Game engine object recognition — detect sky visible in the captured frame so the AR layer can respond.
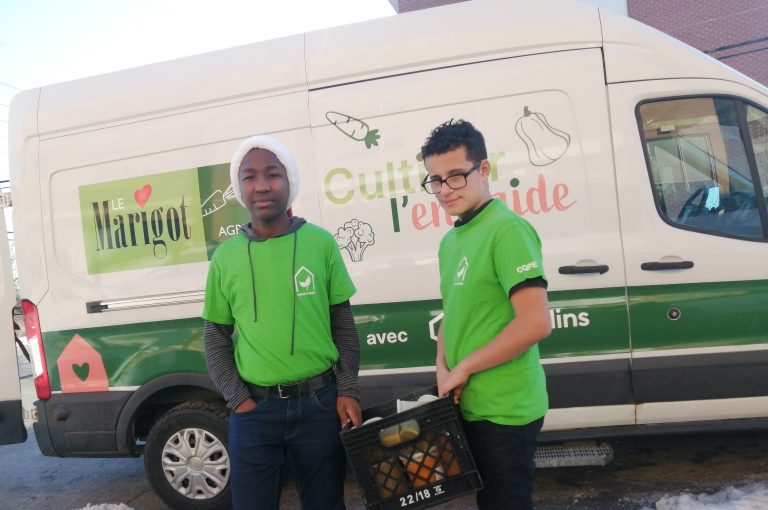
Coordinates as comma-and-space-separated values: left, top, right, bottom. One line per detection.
0, 0, 396, 182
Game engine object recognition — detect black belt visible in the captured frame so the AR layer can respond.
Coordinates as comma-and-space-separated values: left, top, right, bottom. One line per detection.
247, 368, 336, 399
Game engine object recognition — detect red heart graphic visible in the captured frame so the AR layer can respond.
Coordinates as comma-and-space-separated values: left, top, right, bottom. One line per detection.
134, 184, 152, 207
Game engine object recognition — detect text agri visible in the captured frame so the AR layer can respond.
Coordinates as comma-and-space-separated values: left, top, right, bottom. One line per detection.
91, 196, 193, 259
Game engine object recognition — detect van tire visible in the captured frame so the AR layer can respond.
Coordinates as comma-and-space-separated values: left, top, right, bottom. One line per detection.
144, 400, 231, 510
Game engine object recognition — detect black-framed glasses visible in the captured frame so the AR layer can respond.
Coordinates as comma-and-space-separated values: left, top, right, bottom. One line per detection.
421, 160, 483, 194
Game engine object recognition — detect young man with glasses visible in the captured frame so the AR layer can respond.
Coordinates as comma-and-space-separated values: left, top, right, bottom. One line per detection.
420, 119, 551, 510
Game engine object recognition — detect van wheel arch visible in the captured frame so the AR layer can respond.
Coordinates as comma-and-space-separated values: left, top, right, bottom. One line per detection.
115, 372, 222, 454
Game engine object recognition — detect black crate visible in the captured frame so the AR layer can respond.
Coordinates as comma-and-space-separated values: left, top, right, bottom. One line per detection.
341, 387, 482, 510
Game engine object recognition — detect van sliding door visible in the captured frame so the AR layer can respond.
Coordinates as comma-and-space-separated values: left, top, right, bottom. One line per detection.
609, 79, 768, 427
308, 48, 631, 429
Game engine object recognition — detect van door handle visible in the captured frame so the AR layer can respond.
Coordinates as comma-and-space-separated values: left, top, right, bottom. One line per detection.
640, 261, 694, 271
558, 265, 609, 275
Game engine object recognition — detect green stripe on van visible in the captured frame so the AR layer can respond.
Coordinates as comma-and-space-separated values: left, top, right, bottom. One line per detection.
629, 279, 768, 351
44, 318, 206, 392
42, 287, 632, 392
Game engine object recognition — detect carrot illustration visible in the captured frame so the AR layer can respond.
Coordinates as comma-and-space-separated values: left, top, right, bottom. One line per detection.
326, 111, 381, 149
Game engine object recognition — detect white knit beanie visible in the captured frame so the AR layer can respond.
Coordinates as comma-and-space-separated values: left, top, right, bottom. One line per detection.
229, 135, 300, 210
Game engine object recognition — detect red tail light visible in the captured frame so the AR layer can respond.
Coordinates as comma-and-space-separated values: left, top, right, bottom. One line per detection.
21, 299, 51, 400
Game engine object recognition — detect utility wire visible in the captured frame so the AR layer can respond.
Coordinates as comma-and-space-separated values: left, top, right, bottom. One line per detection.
0, 81, 21, 91
706, 35, 768, 54
716, 46, 768, 61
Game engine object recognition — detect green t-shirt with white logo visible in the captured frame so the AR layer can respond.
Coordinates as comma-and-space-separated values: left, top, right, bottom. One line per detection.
203, 223, 356, 386
439, 199, 548, 425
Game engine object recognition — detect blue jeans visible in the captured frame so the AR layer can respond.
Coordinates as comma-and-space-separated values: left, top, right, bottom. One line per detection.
462, 416, 544, 510
228, 383, 346, 510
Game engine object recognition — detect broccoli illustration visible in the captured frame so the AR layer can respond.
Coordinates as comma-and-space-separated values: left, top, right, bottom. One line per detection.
334, 219, 375, 262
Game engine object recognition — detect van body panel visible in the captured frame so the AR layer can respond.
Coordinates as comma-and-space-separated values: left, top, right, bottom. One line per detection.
609, 77, 768, 417
600, 9, 754, 86
631, 346, 768, 402
34, 390, 131, 456
309, 48, 626, 300
36, 35, 307, 137
636, 396, 768, 425
34, 95, 315, 332
9, 90, 47, 305
1, 104, 26, 443
543, 404, 635, 432
308, 46, 633, 417
0, 206, 26, 444
305, 0, 601, 88
41, 319, 206, 392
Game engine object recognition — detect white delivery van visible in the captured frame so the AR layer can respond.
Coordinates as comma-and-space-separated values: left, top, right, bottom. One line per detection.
0, 192, 26, 447
2, 0, 768, 508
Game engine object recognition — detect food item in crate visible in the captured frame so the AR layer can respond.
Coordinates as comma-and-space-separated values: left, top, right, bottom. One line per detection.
399, 446, 445, 488
378, 419, 421, 447
371, 457, 409, 499
396, 393, 438, 413
398, 419, 420, 441
379, 425, 402, 447
435, 434, 462, 476
396, 399, 420, 412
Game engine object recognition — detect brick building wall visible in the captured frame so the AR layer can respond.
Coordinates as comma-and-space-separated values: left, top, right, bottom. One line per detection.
627, 0, 768, 85
393, 0, 767, 85
396, 0, 466, 13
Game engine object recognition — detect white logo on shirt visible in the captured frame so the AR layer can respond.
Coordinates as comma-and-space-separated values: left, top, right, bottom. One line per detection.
455, 256, 469, 286
294, 266, 316, 296
516, 261, 539, 273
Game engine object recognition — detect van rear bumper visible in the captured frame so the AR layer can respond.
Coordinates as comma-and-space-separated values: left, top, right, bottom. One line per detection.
32, 406, 57, 456
33, 391, 133, 457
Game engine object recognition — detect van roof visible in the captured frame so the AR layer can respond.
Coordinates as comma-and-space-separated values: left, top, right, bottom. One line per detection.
18, 0, 760, 137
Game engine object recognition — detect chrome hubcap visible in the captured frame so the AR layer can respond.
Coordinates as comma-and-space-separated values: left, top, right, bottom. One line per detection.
161, 427, 229, 500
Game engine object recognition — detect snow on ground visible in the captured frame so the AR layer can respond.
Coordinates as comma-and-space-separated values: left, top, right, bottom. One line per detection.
72, 505, 133, 510
68, 485, 768, 510
644, 483, 768, 510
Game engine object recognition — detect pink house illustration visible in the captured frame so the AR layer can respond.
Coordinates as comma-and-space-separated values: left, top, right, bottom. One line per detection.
56, 334, 109, 393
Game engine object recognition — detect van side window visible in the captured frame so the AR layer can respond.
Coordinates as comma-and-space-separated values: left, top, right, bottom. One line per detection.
639, 97, 768, 239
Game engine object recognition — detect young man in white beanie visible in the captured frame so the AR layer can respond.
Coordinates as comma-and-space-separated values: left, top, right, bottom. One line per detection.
202, 135, 362, 510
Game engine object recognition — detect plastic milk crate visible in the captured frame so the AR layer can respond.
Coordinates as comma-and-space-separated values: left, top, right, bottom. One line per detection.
341, 388, 482, 510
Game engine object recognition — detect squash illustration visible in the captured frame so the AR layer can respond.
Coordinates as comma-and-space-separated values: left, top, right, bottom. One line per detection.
515, 106, 571, 166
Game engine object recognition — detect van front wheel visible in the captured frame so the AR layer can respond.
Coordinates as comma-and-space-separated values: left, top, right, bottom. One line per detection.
144, 401, 231, 510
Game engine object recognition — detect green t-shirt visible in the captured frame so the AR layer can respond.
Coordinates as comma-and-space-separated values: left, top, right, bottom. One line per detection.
203, 223, 356, 386
439, 199, 548, 425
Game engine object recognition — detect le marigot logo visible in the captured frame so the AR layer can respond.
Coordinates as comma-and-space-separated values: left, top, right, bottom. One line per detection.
79, 169, 208, 274
90, 186, 193, 260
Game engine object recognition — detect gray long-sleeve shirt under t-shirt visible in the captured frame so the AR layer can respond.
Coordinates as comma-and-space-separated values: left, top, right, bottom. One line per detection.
203, 300, 360, 411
